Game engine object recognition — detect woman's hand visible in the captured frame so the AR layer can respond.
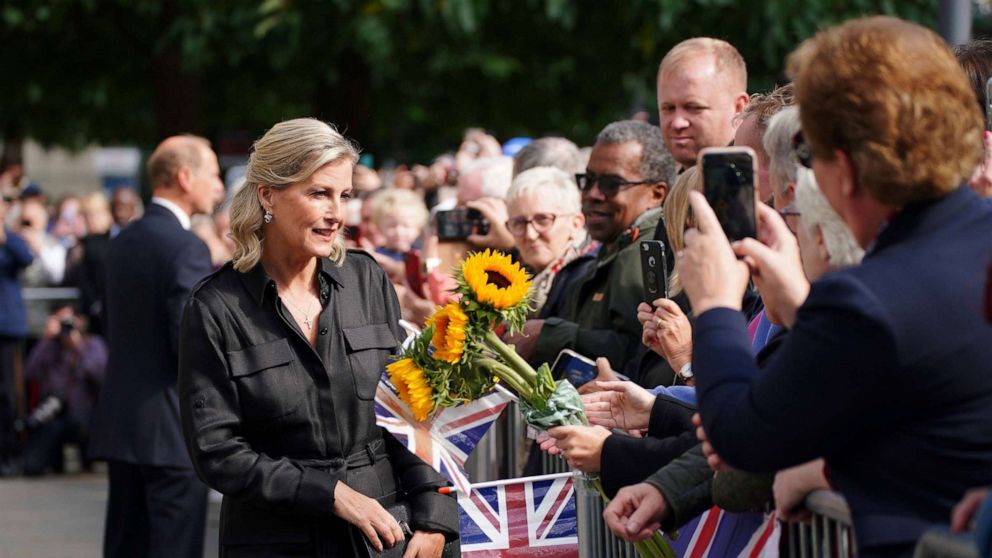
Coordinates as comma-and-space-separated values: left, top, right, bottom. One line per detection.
677, 192, 751, 316
952, 486, 990, 533
332, 482, 405, 553
581, 379, 656, 431
546, 425, 611, 472
732, 201, 810, 328
403, 530, 446, 558
603, 483, 668, 542
638, 299, 692, 370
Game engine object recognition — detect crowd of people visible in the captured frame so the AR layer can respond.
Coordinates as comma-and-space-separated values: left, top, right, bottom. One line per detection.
1, 13, 992, 558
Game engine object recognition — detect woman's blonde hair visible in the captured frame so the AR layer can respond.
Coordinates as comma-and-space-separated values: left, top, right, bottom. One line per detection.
230, 118, 359, 272
663, 165, 702, 296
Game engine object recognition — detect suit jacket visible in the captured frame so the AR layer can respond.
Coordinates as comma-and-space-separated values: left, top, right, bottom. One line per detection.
88, 203, 212, 467
0, 230, 33, 338
693, 186, 992, 552
178, 253, 457, 552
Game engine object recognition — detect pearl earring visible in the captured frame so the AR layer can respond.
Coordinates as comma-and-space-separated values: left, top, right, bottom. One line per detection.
263, 211, 273, 224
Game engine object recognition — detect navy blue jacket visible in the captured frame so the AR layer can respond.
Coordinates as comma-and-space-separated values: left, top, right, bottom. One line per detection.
89, 203, 212, 467
693, 186, 992, 553
0, 230, 33, 338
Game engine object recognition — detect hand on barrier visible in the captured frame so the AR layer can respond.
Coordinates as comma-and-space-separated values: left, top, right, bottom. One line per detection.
637, 298, 692, 371
332, 482, 405, 553
581, 378, 655, 431
403, 530, 445, 558
773, 459, 829, 523
731, 200, 810, 328
603, 483, 668, 542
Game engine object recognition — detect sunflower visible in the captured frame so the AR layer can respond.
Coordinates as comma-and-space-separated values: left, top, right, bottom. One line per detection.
461, 249, 532, 310
386, 358, 435, 421
428, 303, 469, 363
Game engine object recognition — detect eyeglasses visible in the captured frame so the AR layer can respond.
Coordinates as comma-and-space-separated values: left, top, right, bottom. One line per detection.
505, 213, 565, 236
575, 172, 658, 198
792, 131, 813, 169
778, 203, 801, 233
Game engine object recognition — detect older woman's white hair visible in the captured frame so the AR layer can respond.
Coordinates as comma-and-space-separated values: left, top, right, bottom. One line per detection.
506, 166, 581, 216
229, 118, 359, 272
794, 167, 865, 268
763, 105, 803, 198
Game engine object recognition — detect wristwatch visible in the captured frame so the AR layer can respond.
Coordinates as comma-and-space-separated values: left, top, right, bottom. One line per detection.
677, 362, 693, 382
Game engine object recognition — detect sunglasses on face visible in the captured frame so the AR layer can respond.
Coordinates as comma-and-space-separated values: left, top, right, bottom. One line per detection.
792, 131, 813, 169
575, 172, 657, 198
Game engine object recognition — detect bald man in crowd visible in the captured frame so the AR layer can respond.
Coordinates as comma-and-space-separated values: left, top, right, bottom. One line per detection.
89, 135, 223, 558
656, 37, 750, 169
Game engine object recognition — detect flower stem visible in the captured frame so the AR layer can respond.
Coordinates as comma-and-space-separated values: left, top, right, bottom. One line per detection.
484, 330, 537, 384
474, 357, 533, 402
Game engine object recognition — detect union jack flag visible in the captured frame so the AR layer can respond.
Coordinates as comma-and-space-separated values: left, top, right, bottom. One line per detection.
374, 379, 512, 495
667, 507, 780, 558
458, 473, 578, 558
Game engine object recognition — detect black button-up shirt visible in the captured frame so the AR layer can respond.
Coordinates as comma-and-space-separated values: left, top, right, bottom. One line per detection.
178, 251, 457, 549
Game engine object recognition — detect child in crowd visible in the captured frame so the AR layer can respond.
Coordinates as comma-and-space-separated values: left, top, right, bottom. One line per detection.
371, 188, 428, 262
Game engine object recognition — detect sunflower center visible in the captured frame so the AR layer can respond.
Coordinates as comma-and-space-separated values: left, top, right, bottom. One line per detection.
485, 270, 512, 289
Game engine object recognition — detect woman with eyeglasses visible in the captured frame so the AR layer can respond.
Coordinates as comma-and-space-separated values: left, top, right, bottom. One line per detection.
504, 166, 597, 318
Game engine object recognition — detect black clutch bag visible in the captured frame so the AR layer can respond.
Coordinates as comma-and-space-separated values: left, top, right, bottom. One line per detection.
352, 500, 459, 558
356, 501, 413, 558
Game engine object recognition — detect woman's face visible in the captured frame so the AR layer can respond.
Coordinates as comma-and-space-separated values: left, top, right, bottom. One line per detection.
261, 160, 353, 261
507, 190, 583, 272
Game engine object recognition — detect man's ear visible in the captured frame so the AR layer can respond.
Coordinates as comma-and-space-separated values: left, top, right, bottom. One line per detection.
175, 166, 194, 193
734, 92, 750, 115
653, 181, 669, 202
815, 224, 831, 266
836, 150, 858, 197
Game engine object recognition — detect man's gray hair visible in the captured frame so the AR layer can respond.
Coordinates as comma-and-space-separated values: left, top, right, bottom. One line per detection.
513, 137, 584, 178
763, 106, 803, 196
596, 120, 677, 187
794, 168, 865, 268
463, 156, 514, 199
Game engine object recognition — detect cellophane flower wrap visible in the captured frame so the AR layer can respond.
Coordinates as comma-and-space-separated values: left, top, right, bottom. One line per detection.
387, 249, 674, 558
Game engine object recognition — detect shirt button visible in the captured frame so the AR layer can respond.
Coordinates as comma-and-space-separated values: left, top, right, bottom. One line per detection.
319, 327, 328, 335
320, 290, 329, 300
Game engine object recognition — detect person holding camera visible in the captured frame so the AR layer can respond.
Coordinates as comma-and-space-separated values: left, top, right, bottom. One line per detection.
22, 304, 106, 475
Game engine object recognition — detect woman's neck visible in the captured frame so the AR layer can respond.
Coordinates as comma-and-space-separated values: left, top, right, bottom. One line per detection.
259, 239, 318, 293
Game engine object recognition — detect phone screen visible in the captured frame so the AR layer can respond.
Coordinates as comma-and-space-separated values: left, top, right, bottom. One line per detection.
550, 351, 597, 388
702, 149, 757, 242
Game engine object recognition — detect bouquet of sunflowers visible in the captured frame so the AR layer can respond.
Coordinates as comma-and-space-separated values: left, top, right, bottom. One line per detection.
387, 250, 674, 558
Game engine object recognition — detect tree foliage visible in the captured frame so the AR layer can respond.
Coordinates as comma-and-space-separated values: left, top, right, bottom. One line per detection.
2, 0, 937, 160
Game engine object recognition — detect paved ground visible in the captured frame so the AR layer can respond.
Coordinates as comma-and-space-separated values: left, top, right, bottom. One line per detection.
0, 472, 220, 558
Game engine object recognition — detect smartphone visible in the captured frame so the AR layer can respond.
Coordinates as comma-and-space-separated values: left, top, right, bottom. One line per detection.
639, 240, 669, 302
550, 349, 598, 389
404, 250, 426, 298
434, 208, 489, 241
700, 146, 757, 242
985, 76, 992, 132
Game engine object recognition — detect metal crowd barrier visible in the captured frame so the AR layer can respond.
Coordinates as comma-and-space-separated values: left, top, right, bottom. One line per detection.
913, 527, 979, 558
786, 490, 855, 558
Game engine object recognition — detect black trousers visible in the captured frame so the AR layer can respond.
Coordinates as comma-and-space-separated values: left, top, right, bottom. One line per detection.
103, 460, 208, 558
0, 336, 22, 467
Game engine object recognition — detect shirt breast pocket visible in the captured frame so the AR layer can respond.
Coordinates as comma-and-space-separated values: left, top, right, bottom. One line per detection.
226, 338, 305, 420
343, 323, 398, 400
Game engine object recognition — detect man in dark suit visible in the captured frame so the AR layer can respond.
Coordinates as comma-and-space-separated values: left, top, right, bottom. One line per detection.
89, 135, 223, 558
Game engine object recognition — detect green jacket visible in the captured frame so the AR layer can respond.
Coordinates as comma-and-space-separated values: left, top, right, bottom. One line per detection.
533, 208, 662, 370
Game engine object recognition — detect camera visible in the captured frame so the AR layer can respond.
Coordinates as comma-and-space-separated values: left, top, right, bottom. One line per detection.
59, 318, 75, 336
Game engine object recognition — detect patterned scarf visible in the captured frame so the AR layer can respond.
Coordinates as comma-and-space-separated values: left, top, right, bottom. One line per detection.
528, 232, 599, 315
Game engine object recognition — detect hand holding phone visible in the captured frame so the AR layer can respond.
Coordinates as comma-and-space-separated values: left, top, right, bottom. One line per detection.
700, 147, 757, 243
639, 240, 669, 302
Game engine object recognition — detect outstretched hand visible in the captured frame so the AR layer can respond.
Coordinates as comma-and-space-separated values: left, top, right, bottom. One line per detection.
581, 379, 655, 431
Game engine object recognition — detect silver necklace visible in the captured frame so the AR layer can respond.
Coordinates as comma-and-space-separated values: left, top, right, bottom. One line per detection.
284, 293, 316, 330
